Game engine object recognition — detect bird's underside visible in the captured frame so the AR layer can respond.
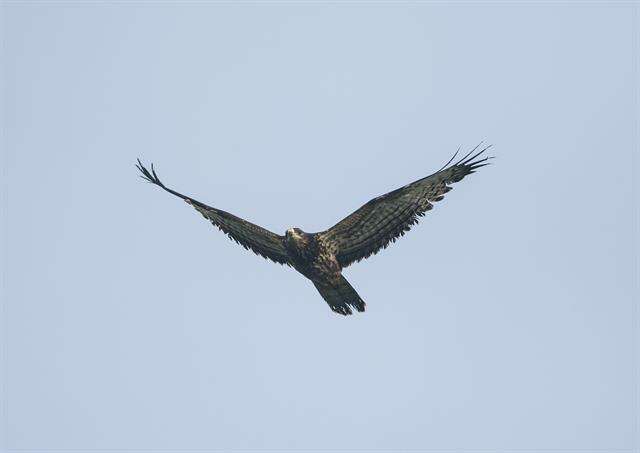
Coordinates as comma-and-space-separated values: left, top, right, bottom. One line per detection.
137, 143, 492, 315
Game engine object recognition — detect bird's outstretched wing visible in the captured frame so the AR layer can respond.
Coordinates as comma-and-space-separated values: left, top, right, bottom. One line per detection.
318, 144, 493, 268
136, 160, 290, 265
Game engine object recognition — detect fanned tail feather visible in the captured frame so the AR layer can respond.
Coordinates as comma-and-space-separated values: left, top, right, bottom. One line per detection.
313, 276, 366, 316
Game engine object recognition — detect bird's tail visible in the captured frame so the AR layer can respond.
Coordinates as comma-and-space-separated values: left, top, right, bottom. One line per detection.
313, 275, 366, 316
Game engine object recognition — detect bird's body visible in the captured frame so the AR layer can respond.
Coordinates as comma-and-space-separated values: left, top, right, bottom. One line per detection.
282, 228, 363, 314
137, 144, 492, 315
285, 228, 337, 282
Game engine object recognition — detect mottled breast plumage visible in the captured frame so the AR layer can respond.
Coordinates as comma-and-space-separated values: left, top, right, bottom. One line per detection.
284, 229, 340, 283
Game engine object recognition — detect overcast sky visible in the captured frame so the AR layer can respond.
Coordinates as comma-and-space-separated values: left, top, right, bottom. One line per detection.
2, 2, 637, 451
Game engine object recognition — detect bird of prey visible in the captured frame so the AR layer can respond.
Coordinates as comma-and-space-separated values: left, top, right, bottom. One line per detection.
136, 144, 492, 315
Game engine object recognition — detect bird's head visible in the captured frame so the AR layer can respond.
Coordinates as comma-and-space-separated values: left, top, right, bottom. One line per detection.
285, 228, 310, 248
285, 227, 305, 239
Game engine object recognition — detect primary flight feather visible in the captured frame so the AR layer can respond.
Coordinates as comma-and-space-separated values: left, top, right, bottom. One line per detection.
137, 143, 493, 315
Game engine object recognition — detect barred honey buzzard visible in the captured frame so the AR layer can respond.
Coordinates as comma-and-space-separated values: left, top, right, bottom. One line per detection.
136, 144, 492, 315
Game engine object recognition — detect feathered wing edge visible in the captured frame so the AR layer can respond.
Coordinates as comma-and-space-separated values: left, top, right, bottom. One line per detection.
136, 160, 291, 265
319, 143, 494, 267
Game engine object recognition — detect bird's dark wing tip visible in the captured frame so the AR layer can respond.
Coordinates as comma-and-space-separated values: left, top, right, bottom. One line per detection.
451, 143, 496, 171
136, 158, 164, 187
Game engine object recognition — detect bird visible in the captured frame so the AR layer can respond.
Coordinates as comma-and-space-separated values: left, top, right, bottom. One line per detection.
136, 144, 492, 315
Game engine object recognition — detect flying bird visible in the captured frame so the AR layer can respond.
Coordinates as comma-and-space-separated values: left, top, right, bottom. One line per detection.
136, 144, 492, 315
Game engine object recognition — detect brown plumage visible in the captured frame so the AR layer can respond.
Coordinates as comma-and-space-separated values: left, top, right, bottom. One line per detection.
136, 143, 493, 315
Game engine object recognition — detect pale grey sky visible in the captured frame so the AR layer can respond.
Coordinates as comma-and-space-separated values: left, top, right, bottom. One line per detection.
2, 2, 637, 451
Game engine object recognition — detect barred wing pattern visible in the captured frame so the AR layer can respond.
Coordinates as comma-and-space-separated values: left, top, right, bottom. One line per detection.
319, 145, 492, 268
136, 160, 290, 265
